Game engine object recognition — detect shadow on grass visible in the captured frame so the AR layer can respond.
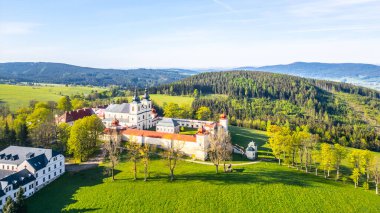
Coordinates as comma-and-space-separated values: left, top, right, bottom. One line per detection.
27, 166, 121, 213
63, 208, 101, 213
137, 165, 343, 189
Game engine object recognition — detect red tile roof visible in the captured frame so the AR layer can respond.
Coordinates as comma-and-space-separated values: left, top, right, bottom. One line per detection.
122, 129, 197, 142
56, 108, 94, 123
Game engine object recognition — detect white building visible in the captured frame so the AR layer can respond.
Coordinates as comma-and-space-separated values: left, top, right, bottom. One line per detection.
102, 88, 159, 130
0, 146, 65, 209
104, 114, 229, 161
156, 118, 180, 133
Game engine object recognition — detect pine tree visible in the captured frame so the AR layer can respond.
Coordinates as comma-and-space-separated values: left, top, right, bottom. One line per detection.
15, 187, 27, 213
2, 196, 16, 213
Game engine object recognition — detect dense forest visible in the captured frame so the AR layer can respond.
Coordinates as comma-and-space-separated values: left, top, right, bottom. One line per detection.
0, 62, 196, 87
153, 71, 380, 151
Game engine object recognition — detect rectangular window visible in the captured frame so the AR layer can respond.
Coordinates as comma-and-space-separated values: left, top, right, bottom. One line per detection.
43, 170, 45, 174
36, 173, 38, 178
36, 181, 38, 186
54, 172, 56, 176
60, 169, 62, 173
43, 177, 45, 182
60, 162, 62, 166
48, 175, 50, 179
48, 167, 50, 172
54, 164, 57, 169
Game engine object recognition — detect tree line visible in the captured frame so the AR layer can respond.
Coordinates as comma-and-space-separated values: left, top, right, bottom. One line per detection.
267, 123, 380, 194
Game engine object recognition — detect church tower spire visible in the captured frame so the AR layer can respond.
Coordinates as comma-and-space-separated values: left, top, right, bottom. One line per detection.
132, 88, 140, 102
143, 87, 150, 100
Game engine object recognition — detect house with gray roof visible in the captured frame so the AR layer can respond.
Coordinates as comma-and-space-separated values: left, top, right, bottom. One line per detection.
0, 146, 65, 209
156, 118, 180, 134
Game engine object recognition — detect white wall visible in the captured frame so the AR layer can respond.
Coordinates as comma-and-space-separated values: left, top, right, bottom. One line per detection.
123, 134, 208, 160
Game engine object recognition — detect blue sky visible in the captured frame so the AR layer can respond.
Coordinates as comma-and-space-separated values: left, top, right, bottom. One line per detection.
0, 0, 379, 68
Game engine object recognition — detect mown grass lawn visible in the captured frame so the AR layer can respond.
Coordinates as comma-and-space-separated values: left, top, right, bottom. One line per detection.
179, 127, 198, 135
26, 160, 380, 213
0, 84, 105, 110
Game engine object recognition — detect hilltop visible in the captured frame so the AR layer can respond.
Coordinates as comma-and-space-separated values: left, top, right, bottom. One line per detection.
237, 62, 380, 90
0, 62, 196, 87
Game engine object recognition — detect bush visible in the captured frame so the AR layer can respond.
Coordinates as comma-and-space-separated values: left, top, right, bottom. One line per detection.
363, 182, 369, 190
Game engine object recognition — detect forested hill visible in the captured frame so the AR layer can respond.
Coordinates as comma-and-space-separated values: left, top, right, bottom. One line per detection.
237, 62, 380, 91
154, 71, 380, 151
0, 62, 196, 87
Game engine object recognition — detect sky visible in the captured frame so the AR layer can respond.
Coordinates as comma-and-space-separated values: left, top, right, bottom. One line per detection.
0, 0, 380, 68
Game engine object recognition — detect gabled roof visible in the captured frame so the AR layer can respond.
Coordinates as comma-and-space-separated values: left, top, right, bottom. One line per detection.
122, 129, 197, 142
57, 108, 94, 123
0, 146, 52, 165
157, 118, 179, 127
0, 169, 35, 189
105, 103, 130, 113
26, 154, 48, 171
0, 170, 14, 180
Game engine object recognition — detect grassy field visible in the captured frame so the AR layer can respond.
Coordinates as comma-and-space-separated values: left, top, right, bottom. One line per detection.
26, 160, 380, 213
0, 84, 105, 110
179, 127, 198, 135
26, 125, 380, 212
149, 94, 194, 107
124, 94, 194, 108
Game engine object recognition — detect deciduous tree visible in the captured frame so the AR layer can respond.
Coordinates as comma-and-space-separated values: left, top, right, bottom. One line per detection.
68, 115, 104, 162
332, 144, 348, 180
196, 106, 212, 121
104, 128, 121, 181
139, 143, 156, 181
57, 96, 72, 112
162, 140, 184, 181
126, 137, 140, 180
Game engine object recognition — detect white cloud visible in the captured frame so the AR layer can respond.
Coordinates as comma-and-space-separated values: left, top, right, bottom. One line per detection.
0, 22, 40, 36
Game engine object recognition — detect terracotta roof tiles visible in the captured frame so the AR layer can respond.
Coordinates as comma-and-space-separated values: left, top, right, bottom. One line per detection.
122, 129, 197, 142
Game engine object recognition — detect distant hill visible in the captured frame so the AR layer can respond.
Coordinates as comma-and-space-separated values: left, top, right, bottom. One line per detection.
235, 62, 380, 90
0, 62, 197, 87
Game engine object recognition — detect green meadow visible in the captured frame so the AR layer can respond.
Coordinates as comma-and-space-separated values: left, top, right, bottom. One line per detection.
26, 161, 380, 213
26, 126, 380, 213
0, 84, 105, 110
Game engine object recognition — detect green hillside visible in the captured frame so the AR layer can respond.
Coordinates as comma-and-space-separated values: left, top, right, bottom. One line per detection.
154, 71, 380, 151
0, 84, 105, 110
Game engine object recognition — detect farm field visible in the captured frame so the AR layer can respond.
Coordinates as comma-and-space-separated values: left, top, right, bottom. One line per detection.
149, 94, 194, 107
0, 84, 105, 110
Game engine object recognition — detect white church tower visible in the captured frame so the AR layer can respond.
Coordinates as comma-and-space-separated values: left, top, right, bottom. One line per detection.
219, 113, 228, 131
141, 88, 153, 129
129, 89, 141, 129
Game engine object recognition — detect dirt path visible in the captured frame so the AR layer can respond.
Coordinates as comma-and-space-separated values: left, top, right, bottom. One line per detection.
65, 149, 105, 172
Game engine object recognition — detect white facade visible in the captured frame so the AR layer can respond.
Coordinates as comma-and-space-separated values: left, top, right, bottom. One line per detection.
102, 89, 159, 130
122, 132, 209, 160
156, 118, 180, 134
0, 146, 65, 209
